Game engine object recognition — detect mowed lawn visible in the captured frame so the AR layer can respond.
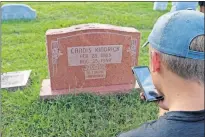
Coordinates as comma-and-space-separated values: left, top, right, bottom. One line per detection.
1, 2, 171, 137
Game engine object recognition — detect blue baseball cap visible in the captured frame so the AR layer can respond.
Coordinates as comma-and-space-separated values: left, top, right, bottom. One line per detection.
143, 10, 204, 60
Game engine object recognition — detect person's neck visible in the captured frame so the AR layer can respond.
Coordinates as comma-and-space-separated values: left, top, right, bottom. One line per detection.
161, 73, 204, 112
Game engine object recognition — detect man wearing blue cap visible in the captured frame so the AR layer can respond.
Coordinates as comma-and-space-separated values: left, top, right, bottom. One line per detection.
117, 9, 204, 137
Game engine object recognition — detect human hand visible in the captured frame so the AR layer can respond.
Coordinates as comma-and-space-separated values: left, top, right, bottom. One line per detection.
139, 92, 169, 111
140, 92, 146, 100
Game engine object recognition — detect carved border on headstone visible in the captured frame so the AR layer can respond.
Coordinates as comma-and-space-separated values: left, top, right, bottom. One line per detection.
51, 41, 63, 77
51, 32, 139, 78
57, 32, 133, 41
130, 39, 138, 66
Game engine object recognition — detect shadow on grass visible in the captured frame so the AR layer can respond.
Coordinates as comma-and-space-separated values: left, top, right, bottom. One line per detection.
40, 89, 142, 107
1, 19, 39, 24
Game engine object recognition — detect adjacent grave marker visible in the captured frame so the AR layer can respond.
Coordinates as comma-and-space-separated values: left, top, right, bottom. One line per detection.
1, 70, 31, 90
40, 23, 140, 99
1, 4, 36, 20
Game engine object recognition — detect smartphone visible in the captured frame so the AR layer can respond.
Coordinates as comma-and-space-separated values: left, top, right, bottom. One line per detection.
132, 66, 164, 102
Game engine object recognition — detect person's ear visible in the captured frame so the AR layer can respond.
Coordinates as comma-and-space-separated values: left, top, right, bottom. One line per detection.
151, 51, 161, 72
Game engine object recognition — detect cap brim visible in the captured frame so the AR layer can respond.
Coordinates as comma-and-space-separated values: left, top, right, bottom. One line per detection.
142, 41, 149, 48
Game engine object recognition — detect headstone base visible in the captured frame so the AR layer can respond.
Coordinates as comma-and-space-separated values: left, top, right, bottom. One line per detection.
40, 79, 139, 99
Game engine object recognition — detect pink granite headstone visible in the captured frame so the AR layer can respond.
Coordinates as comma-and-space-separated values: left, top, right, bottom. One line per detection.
40, 23, 140, 99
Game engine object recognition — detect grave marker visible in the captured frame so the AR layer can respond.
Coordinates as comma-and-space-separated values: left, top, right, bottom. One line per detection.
1, 4, 36, 20
40, 23, 140, 99
1, 70, 31, 90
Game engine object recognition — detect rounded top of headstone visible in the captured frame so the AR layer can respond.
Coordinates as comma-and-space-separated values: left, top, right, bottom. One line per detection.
46, 23, 139, 35
2, 4, 34, 10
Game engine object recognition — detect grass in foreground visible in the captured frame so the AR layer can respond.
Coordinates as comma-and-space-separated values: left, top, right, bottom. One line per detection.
1, 2, 171, 137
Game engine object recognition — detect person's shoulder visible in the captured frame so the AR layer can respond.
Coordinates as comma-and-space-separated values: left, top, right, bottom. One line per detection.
117, 119, 164, 137
117, 110, 205, 137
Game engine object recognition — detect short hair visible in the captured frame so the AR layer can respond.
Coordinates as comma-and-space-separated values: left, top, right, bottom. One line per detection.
158, 35, 204, 84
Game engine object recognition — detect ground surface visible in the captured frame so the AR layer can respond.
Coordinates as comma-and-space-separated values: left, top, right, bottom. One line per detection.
1, 2, 171, 137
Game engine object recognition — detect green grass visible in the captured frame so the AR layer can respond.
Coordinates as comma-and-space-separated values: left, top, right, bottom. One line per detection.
1, 2, 171, 137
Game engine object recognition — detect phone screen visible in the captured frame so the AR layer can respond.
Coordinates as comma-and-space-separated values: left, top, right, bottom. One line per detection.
132, 66, 163, 101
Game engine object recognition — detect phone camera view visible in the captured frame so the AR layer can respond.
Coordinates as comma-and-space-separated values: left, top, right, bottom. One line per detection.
133, 67, 161, 101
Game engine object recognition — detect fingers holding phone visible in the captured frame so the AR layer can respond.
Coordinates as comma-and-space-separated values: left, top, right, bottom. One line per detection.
140, 92, 146, 100
139, 91, 169, 111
